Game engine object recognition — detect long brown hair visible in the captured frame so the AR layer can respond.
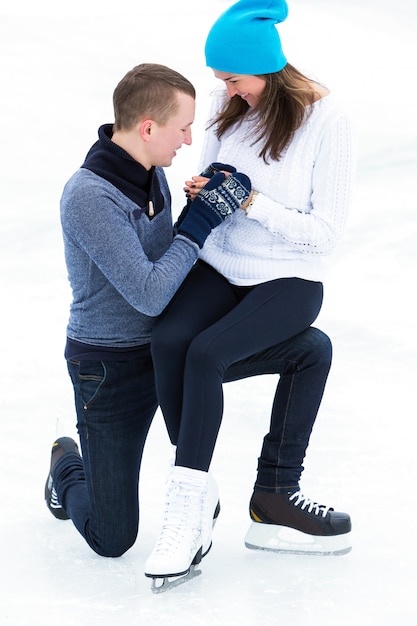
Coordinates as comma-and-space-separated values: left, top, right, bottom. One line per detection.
210, 64, 320, 163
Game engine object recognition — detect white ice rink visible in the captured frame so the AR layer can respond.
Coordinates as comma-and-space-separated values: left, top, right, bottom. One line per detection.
1, 1, 416, 623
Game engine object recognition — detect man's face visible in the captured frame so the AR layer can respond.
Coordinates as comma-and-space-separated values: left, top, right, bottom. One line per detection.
149, 92, 195, 167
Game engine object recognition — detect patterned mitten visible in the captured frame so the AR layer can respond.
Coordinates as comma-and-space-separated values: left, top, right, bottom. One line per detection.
199, 162, 236, 178
174, 162, 237, 233
177, 171, 251, 248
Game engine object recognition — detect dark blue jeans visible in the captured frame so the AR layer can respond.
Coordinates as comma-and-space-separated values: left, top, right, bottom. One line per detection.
224, 327, 332, 492
152, 262, 328, 487
54, 309, 331, 557
54, 351, 157, 557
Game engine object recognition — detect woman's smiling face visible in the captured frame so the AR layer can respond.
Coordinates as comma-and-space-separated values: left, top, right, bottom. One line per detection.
213, 70, 267, 107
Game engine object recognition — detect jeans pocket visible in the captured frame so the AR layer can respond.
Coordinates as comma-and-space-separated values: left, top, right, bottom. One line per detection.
77, 361, 106, 408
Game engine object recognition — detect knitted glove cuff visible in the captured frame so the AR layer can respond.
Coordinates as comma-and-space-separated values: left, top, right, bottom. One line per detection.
199, 162, 237, 178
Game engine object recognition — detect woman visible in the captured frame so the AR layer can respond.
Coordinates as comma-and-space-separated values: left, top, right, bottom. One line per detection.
145, 0, 355, 582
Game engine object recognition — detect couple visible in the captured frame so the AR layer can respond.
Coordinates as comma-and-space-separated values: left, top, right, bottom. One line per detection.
45, 0, 355, 585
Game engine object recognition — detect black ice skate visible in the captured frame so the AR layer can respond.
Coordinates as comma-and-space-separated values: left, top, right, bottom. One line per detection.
44, 436, 80, 520
245, 490, 352, 555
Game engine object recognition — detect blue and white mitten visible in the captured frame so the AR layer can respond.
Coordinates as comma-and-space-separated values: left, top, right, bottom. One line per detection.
177, 171, 251, 248
199, 162, 236, 178
175, 162, 237, 232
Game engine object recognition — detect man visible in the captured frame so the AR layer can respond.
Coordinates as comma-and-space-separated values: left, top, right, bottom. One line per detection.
45, 63, 335, 569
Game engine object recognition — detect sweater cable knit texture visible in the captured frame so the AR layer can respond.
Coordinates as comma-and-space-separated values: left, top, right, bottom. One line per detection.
199, 89, 355, 285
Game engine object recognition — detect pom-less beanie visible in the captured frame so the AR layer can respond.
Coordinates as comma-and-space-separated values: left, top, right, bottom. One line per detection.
205, 0, 288, 75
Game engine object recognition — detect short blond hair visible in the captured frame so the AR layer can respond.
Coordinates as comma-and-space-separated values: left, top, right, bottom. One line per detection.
113, 63, 195, 131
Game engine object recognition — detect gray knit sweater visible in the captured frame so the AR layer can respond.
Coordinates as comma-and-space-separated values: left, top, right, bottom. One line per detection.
61, 166, 199, 353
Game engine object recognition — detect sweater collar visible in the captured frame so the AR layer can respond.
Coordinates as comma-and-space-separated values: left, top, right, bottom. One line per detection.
81, 124, 163, 213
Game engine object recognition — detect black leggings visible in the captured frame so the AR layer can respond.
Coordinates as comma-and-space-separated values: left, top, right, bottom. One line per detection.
151, 262, 323, 471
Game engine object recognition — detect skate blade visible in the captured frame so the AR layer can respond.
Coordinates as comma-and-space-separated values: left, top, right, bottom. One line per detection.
149, 565, 202, 594
244, 522, 352, 556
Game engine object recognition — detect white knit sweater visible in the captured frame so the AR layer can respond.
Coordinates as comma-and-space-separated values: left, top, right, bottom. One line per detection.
199, 88, 356, 285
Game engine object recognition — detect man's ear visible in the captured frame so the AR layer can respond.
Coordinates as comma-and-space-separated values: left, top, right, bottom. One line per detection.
139, 119, 154, 142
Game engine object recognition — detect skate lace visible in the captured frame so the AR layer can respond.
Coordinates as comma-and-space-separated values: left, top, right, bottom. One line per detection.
152, 484, 203, 556
50, 486, 61, 509
289, 491, 330, 517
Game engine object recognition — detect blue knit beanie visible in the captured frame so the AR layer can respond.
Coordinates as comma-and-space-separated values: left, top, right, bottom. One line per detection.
205, 0, 288, 75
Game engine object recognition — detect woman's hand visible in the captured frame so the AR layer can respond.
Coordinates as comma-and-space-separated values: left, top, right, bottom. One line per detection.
184, 176, 210, 201
184, 170, 237, 201
184, 163, 239, 201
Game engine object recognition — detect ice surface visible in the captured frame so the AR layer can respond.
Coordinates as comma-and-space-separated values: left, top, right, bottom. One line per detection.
1, 1, 416, 624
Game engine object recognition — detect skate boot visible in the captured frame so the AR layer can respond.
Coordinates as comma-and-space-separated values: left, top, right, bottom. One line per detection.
45, 437, 80, 520
202, 471, 220, 555
144, 466, 220, 591
245, 490, 352, 555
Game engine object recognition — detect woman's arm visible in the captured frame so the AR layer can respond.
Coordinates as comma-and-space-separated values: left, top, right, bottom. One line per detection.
245, 113, 356, 255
